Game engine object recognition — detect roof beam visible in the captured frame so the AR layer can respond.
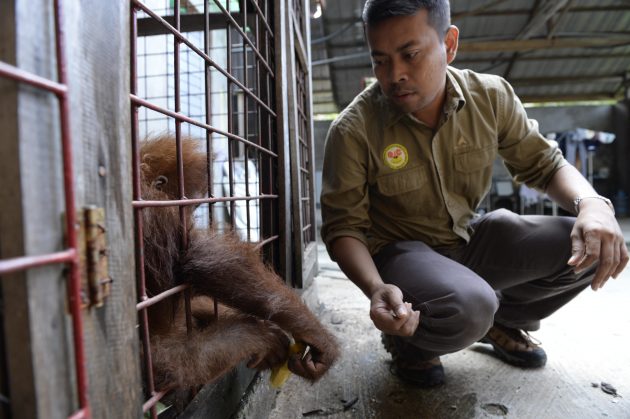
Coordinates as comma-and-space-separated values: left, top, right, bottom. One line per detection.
322, 7, 630, 25
519, 92, 619, 103
458, 35, 630, 52
456, 52, 630, 64
451, 5, 630, 20
511, 74, 622, 87
324, 52, 630, 70
504, 0, 544, 80
449, 0, 511, 20
547, 0, 575, 39
517, 0, 568, 40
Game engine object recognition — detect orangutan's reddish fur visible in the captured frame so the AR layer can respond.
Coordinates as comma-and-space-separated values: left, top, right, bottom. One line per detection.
139, 134, 339, 390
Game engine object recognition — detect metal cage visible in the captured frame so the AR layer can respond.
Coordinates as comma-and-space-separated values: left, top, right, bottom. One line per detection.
130, 0, 280, 416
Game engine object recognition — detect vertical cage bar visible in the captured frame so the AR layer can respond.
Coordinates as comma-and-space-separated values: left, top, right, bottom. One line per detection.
226, 0, 236, 227
130, 4, 157, 419
52, 0, 90, 416
243, 0, 251, 240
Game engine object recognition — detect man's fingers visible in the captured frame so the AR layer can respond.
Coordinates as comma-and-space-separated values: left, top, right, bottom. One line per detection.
590, 235, 614, 290
568, 234, 585, 266
574, 233, 600, 274
612, 242, 629, 279
401, 310, 420, 335
601, 241, 621, 287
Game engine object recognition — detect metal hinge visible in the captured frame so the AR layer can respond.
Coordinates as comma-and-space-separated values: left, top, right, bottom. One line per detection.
78, 206, 112, 308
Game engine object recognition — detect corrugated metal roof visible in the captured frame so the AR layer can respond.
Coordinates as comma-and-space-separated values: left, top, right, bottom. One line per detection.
312, 0, 630, 112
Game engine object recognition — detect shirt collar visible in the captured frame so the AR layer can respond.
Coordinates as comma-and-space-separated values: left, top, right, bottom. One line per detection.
381, 67, 467, 128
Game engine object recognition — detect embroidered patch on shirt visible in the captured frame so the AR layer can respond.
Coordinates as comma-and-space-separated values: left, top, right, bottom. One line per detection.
383, 144, 409, 170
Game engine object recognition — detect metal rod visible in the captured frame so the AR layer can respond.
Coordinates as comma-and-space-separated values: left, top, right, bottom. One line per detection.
132, 0, 277, 116
68, 408, 88, 419
130, 5, 158, 418
0, 249, 75, 276
249, 0, 274, 39
204, 0, 214, 229
243, 0, 251, 241
136, 284, 190, 311
227, 2, 236, 227
254, 234, 280, 250
0, 61, 67, 95
132, 194, 278, 208
141, 388, 172, 413
130, 94, 278, 156
211, 0, 274, 76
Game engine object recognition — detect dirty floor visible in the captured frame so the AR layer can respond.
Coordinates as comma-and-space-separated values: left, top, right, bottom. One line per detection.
269, 220, 630, 419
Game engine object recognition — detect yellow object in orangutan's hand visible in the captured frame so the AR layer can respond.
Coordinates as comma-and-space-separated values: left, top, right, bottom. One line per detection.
269, 342, 307, 388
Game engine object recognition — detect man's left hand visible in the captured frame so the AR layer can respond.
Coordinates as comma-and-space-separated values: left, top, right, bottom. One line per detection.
568, 199, 629, 290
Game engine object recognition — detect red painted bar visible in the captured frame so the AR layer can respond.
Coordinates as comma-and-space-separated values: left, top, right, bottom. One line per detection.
0, 249, 75, 276
136, 284, 190, 311
0, 61, 67, 95
52, 0, 91, 416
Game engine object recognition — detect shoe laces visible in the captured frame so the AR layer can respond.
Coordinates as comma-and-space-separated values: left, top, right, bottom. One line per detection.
498, 325, 542, 348
520, 330, 542, 347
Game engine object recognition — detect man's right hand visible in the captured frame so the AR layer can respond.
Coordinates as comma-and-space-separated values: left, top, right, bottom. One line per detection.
369, 284, 420, 336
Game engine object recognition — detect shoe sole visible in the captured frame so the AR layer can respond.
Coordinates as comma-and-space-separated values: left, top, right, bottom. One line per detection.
391, 363, 446, 388
479, 337, 547, 368
382, 333, 445, 387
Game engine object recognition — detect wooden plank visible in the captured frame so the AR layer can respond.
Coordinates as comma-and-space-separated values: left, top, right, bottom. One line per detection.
61, 1, 143, 417
0, 1, 76, 418
301, 0, 318, 289
274, 0, 295, 286
286, 1, 306, 288
301, 242, 318, 290
0, 6, 22, 418
179, 365, 256, 419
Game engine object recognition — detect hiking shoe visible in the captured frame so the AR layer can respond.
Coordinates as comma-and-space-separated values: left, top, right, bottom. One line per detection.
479, 324, 547, 368
381, 333, 445, 387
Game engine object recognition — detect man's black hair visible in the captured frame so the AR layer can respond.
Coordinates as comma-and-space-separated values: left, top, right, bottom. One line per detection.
362, 0, 451, 39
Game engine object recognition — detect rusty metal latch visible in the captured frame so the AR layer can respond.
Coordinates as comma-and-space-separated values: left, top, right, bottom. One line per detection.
78, 206, 112, 308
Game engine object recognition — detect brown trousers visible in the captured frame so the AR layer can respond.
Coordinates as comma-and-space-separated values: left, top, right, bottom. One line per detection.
372, 209, 595, 361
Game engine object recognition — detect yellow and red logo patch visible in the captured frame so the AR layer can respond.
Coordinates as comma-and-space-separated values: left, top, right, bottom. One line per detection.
383, 144, 409, 170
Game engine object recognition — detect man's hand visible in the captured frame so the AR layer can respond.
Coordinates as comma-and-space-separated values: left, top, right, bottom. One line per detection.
568, 200, 629, 290
369, 284, 420, 336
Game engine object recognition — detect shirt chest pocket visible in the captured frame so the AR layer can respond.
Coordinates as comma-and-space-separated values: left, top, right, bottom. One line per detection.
374, 166, 430, 216
454, 145, 496, 173
453, 145, 496, 200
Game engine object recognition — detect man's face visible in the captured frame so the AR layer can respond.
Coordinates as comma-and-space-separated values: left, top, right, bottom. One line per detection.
366, 11, 458, 119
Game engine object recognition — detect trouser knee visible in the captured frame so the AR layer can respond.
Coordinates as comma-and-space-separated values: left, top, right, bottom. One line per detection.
406, 285, 499, 356
451, 288, 499, 346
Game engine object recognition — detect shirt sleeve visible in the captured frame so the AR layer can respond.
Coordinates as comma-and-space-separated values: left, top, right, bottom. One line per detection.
495, 78, 568, 191
320, 119, 371, 258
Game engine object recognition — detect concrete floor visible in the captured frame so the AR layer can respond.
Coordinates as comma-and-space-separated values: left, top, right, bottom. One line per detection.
269, 219, 630, 419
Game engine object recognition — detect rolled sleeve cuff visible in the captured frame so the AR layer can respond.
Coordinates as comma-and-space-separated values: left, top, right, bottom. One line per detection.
321, 229, 369, 262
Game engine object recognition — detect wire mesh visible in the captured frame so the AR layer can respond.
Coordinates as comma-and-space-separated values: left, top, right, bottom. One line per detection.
131, 0, 279, 416
295, 53, 315, 247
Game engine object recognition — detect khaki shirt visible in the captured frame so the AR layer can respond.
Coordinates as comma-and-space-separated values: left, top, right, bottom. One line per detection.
320, 66, 567, 256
